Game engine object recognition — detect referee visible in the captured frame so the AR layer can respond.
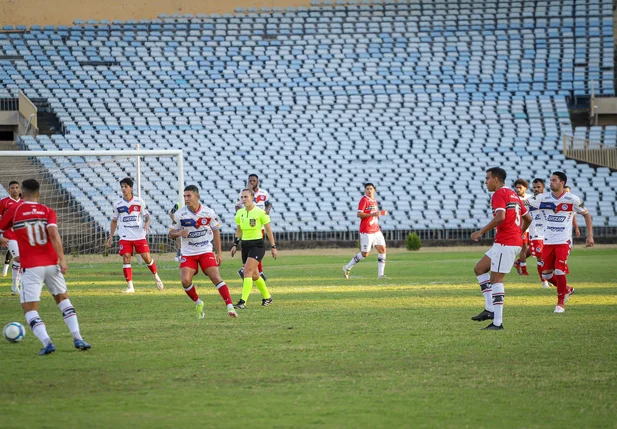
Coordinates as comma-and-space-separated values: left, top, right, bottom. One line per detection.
231, 188, 277, 309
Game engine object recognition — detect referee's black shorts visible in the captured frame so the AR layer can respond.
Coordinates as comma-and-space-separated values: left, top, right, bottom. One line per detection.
241, 239, 265, 264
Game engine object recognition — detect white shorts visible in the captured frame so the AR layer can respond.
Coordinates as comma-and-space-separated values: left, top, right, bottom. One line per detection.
8, 239, 19, 258
485, 244, 522, 274
20, 265, 67, 304
360, 231, 386, 253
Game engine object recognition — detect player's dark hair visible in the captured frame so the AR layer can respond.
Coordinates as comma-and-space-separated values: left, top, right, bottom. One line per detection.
8, 180, 18, 187
248, 174, 259, 180
241, 188, 255, 198
486, 167, 506, 183
21, 179, 40, 194
364, 182, 376, 190
120, 177, 133, 188
184, 184, 199, 195
513, 178, 529, 189
564, 185, 571, 191
552, 171, 567, 185
532, 178, 545, 185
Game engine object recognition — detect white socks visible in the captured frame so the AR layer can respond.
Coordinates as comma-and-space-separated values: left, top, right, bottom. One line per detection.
25, 310, 51, 346
58, 299, 82, 340
377, 254, 386, 276
477, 273, 493, 312
345, 252, 365, 270
11, 261, 20, 293
492, 283, 505, 326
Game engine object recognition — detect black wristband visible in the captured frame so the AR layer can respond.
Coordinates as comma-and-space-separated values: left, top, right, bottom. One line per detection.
233, 237, 240, 246
271, 245, 277, 249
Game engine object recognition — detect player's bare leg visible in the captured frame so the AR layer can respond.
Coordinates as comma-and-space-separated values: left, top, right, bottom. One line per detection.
140, 252, 164, 291
180, 267, 204, 318
204, 266, 237, 318
122, 253, 135, 293
375, 245, 387, 278
472, 255, 494, 322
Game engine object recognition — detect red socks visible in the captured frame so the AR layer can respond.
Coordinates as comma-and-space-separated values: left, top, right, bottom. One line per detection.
123, 264, 132, 282
216, 282, 233, 306
555, 274, 568, 306
183, 284, 199, 302
147, 260, 157, 274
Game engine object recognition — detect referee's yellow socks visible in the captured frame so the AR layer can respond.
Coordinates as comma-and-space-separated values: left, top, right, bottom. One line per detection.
254, 277, 271, 299
241, 277, 253, 302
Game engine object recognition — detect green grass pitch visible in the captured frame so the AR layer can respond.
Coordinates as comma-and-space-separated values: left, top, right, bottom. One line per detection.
1, 247, 616, 428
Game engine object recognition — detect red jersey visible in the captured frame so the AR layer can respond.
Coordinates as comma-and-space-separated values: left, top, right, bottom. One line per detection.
0, 201, 59, 268
358, 195, 381, 234
491, 187, 527, 246
0, 196, 22, 240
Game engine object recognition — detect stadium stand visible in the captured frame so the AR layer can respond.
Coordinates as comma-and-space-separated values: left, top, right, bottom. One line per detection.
1, 0, 616, 235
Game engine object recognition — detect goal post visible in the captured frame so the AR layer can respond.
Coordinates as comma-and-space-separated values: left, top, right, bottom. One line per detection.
0, 149, 184, 255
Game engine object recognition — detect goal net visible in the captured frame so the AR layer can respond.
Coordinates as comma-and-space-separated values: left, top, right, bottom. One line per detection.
0, 149, 184, 255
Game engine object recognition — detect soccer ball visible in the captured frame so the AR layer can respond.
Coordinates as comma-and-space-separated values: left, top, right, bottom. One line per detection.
3, 322, 26, 343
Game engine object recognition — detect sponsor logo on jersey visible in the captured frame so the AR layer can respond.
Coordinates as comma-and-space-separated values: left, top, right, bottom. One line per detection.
547, 226, 566, 232
118, 205, 141, 214
188, 240, 210, 247
180, 217, 211, 228
188, 230, 207, 238
547, 215, 566, 222
123, 216, 137, 222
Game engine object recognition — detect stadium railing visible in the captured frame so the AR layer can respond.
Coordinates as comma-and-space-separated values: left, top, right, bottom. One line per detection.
563, 133, 617, 170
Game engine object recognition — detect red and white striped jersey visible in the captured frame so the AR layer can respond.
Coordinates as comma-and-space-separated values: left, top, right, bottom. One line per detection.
491, 187, 528, 246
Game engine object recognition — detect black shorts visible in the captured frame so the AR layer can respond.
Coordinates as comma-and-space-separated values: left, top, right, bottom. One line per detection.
241, 239, 265, 263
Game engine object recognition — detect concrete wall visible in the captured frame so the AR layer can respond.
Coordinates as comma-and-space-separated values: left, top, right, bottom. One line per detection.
0, 111, 19, 125
0, 0, 310, 27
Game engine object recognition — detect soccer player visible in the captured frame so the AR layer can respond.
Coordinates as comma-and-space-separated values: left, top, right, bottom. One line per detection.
343, 182, 388, 279
169, 185, 237, 319
527, 172, 593, 313
105, 178, 164, 293
527, 178, 550, 288
512, 178, 532, 276
169, 202, 182, 262
0, 180, 23, 294
0, 179, 91, 355
563, 185, 580, 275
231, 188, 277, 309
471, 167, 532, 330
235, 174, 272, 281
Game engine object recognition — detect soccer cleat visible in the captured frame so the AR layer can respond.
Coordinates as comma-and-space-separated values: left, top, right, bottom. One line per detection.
123, 286, 135, 294
237, 269, 244, 280
227, 304, 238, 318
233, 299, 246, 309
10, 285, 19, 296
482, 323, 504, 330
259, 272, 268, 281
541, 280, 551, 289
471, 309, 494, 321
154, 275, 164, 291
196, 301, 205, 319
38, 342, 56, 356
74, 339, 92, 351
378, 275, 388, 279
261, 297, 273, 306
342, 266, 350, 279
520, 266, 529, 276
174, 249, 181, 262
564, 287, 575, 304
554, 305, 566, 313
